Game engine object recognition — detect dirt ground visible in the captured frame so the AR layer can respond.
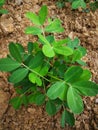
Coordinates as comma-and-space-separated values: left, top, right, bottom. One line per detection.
0, 0, 98, 130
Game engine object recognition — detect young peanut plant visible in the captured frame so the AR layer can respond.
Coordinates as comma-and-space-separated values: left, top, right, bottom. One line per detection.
0, 5, 98, 127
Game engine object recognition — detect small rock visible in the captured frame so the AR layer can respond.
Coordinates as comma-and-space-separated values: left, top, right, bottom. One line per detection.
15, 0, 23, 5
27, 108, 36, 114
0, 89, 10, 119
0, 16, 14, 34
95, 98, 98, 104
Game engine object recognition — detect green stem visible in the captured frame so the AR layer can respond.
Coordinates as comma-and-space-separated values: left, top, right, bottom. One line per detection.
22, 63, 50, 82
22, 64, 65, 84
41, 26, 45, 37
43, 80, 47, 94
47, 72, 63, 81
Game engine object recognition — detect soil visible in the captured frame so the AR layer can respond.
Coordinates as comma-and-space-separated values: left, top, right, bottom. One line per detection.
0, 0, 98, 130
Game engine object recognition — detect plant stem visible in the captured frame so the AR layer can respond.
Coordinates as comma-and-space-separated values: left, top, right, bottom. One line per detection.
22, 63, 50, 82
47, 72, 63, 81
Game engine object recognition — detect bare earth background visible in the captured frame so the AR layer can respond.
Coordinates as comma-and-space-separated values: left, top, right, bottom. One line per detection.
0, 0, 98, 130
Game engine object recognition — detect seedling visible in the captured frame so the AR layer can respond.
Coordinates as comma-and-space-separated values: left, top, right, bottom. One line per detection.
0, 5, 98, 127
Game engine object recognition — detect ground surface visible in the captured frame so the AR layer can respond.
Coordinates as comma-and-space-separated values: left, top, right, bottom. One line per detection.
0, 0, 98, 130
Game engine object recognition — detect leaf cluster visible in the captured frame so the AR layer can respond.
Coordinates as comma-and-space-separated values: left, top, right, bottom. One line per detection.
0, 5, 98, 127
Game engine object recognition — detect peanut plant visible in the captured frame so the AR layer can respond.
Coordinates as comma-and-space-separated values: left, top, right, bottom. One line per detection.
0, 5, 98, 127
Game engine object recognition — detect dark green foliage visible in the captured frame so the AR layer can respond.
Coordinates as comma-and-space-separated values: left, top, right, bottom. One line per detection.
0, 5, 98, 128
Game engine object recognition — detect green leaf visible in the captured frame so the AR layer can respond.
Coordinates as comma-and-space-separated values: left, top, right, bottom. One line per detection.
64, 110, 75, 126
77, 69, 91, 81
76, 60, 87, 66
45, 19, 64, 33
72, 0, 86, 9
47, 81, 66, 99
46, 100, 57, 115
29, 51, 44, 69
42, 44, 55, 57
53, 38, 68, 46
26, 12, 41, 26
35, 94, 45, 105
29, 73, 37, 84
0, 9, 8, 14
61, 110, 75, 127
90, 2, 98, 11
9, 68, 29, 84
0, 58, 21, 72
27, 42, 33, 54
46, 35, 55, 43
10, 97, 22, 110
72, 50, 82, 63
25, 26, 42, 35
66, 37, 79, 49
38, 34, 50, 45
16, 43, 25, 55
0, 0, 5, 6
72, 81, 98, 96
64, 66, 83, 83
54, 46, 73, 56
60, 110, 66, 128
39, 65, 49, 76
21, 95, 28, 106
9, 43, 22, 62
78, 46, 87, 56
67, 87, 84, 114
39, 5, 47, 25
36, 76, 42, 86
58, 84, 68, 101
29, 73, 42, 86
28, 93, 40, 104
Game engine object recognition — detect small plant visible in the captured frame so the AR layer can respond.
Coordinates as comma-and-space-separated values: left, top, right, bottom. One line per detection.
0, 0, 8, 14
0, 5, 98, 127
56, 0, 98, 11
